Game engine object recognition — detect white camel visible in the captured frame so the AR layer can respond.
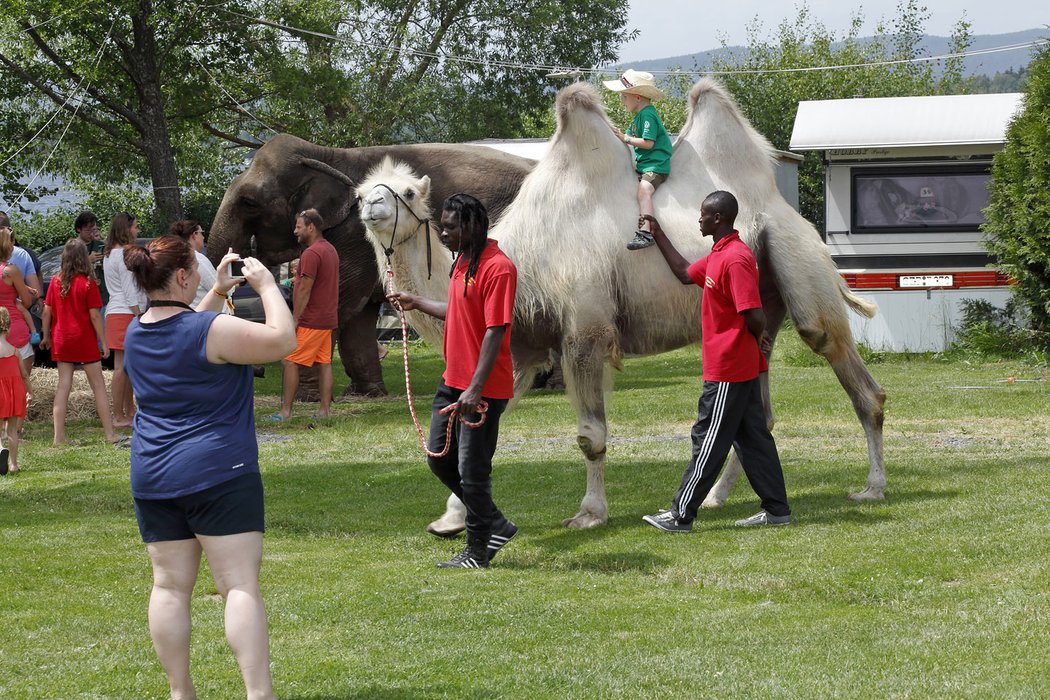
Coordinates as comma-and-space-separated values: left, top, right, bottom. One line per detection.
357, 79, 886, 530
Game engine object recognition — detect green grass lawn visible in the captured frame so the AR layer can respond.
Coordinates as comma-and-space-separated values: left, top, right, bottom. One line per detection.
1, 335, 1048, 698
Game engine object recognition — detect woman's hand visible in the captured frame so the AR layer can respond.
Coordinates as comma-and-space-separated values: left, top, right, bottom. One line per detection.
40, 335, 50, 350
213, 248, 246, 294
241, 256, 275, 293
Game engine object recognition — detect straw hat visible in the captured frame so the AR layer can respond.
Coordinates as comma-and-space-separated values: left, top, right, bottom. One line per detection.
602, 69, 666, 101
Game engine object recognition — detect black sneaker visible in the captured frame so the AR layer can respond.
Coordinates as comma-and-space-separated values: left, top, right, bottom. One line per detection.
437, 547, 489, 569
734, 510, 791, 527
642, 509, 691, 533
488, 520, 518, 562
627, 230, 655, 250
0, 447, 8, 476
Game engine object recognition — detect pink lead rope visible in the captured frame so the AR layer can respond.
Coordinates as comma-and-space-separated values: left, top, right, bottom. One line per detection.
384, 267, 487, 458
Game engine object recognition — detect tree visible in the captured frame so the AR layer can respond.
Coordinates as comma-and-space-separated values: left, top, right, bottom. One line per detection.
705, 1, 972, 229
984, 43, 1050, 345
0, 1, 633, 226
0, 0, 277, 223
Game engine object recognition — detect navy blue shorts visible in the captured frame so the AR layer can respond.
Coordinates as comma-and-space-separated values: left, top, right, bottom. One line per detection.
133, 472, 265, 543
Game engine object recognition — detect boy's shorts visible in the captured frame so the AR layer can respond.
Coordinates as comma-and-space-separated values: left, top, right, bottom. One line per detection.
639, 171, 668, 190
134, 472, 264, 542
17, 343, 33, 360
285, 326, 333, 366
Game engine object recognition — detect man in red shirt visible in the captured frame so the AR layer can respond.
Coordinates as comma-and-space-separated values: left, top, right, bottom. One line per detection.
642, 191, 792, 533
389, 193, 518, 568
273, 208, 340, 420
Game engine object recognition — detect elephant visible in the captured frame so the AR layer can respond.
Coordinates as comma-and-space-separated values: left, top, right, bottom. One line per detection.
208, 133, 534, 396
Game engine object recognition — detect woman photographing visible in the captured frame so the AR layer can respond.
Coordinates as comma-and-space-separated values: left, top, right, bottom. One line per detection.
122, 236, 295, 700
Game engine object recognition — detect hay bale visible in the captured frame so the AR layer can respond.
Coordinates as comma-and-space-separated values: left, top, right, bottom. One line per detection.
27, 367, 113, 422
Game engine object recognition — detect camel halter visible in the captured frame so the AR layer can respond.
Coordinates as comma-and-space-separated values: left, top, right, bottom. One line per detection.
373, 183, 433, 281
374, 183, 487, 457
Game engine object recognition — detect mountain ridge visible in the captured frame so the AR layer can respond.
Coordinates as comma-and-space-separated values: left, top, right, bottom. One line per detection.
623, 28, 1048, 78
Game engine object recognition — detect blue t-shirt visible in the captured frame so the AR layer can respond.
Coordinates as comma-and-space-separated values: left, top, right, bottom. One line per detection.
7, 247, 37, 278
124, 310, 259, 499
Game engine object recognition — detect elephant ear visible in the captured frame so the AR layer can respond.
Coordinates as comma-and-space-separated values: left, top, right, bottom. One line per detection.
299, 158, 355, 188
297, 158, 358, 232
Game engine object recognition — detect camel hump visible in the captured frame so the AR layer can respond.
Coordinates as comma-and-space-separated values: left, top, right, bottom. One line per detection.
555, 82, 605, 122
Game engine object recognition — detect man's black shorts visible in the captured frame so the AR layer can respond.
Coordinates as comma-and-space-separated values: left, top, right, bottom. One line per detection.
133, 471, 265, 543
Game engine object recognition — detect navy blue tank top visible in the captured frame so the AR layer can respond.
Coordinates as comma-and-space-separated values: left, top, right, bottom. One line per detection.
124, 311, 259, 499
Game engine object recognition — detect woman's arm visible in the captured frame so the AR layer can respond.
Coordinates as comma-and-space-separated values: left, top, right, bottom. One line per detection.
205, 257, 295, 365
196, 249, 242, 313
89, 308, 109, 358
40, 305, 52, 349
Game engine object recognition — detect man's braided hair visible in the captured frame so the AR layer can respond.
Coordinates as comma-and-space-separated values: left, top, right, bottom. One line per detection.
443, 193, 489, 298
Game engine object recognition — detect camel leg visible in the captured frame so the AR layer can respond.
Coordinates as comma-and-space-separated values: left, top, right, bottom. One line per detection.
560, 333, 613, 529
703, 302, 785, 508
827, 343, 886, 500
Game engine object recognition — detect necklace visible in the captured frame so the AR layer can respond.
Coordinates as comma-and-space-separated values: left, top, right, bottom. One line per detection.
149, 300, 193, 310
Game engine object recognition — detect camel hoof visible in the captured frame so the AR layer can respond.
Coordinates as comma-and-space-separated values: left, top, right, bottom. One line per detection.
700, 494, 727, 509
848, 487, 885, 501
561, 513, 606, 529
426, 519, 466, 538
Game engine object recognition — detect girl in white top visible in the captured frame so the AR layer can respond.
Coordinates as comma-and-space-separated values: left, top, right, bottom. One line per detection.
103, 212, 148, 428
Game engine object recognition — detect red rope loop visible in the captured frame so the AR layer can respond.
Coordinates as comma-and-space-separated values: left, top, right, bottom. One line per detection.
385, 267, 487, 458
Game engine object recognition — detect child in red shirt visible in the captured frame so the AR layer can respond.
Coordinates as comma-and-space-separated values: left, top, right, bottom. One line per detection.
41, 239, 120, 446
641, 191, 791, 532
0, 307, 29, 474
388, 193, 518, 568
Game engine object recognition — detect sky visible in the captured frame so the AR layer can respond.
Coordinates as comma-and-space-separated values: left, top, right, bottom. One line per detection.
618, 0, 1048, 62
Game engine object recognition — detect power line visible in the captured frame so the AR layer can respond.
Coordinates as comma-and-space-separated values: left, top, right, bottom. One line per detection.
187, 49, 278, 135
0, 3, 94, 44
648, 39, 1050, 77
219, 7, 1047, 80
10, 18, 116, 211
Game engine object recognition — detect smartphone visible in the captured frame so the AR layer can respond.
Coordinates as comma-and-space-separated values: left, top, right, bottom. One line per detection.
229, 260, 245, 277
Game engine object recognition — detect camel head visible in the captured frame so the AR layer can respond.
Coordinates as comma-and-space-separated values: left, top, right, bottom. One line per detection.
355, 156, 433, 249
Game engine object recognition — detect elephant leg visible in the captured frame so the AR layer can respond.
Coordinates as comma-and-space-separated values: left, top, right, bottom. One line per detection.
560, 332, 613, 529
703, 302, 785, 508
826, 342, 886, 500
339, 302, 387, 397
427, 493, 467, 538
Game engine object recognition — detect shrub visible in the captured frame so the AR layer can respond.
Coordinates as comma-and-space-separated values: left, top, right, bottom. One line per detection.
949, 298, 1042, 358
984, 42, 1050, 348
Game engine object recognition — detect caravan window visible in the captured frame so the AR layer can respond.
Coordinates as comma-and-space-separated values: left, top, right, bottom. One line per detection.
851, 166, 991, 232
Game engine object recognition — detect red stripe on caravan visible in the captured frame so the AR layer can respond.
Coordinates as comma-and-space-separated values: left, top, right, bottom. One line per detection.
840, 271, 1014, 290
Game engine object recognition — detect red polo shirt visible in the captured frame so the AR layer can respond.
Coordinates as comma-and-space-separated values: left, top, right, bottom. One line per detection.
686, 231, 767, 382
442, 240, 516, 399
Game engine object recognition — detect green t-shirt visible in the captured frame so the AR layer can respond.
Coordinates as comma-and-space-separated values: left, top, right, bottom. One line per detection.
629, 104, 672, 175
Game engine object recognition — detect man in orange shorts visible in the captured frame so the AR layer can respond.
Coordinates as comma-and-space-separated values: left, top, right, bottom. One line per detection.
272, 208, 339, 420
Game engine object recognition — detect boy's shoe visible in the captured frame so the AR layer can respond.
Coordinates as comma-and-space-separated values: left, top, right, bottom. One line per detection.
627, 230, 655, 250
437, 546, 489, 569
642, 509, 691, 533
29, 331, 41, 345
734, 510, 791, 527
487, 520, 518, 562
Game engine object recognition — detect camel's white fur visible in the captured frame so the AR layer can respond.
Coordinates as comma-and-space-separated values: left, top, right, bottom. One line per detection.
359, 79, 887, 531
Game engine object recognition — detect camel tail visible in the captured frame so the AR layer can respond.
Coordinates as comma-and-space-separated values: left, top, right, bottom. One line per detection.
839, 278, 878, 318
